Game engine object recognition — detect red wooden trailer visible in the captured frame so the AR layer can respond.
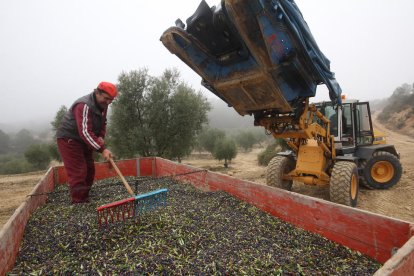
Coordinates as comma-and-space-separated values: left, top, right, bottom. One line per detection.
1, 157, 413, 275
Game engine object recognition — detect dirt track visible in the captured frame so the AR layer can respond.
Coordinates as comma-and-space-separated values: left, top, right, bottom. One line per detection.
356, 117, 414, 221
0, 120, 413, 228
0, 171, 46, 228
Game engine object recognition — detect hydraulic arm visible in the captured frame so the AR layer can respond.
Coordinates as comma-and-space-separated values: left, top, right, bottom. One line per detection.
255, 99, 336, 185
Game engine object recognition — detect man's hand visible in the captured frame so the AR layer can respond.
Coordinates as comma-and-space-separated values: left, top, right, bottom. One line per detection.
101, 148, 113, 161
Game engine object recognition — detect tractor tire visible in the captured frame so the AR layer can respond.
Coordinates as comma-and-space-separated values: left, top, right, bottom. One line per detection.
359, 159, 374, 190
330, 161, 359, 207
362, 151, 402, 189
266, 156, 294, 190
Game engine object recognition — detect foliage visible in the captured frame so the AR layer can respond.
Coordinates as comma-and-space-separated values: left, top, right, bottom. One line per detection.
378, 83, 414, 123
252, 128, 271, 146
51, 105, 68, 137
10, 129, 39, 155
0, 129, 10, 154
0, 129, 50, 174
213, 138, 237, 167
235, 130, 256, 152
192, 135, 204, 154
49, 106, 68, 161
257, 139, 288, 166
164, 83, 211, 162
0, 127, 55, 174
0, 154, 32, 174
48, 143, 62, 162
24, 144, 52, 170
107, 68, 151, 158
108, 68, 210, 160
198, 127, 226, 154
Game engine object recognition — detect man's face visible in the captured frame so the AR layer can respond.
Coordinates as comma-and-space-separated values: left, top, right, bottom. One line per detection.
95, 90, 114, 109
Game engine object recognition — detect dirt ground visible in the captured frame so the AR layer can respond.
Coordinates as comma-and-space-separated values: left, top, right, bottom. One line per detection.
1, 119, 413, 229
0, 171, 46, 228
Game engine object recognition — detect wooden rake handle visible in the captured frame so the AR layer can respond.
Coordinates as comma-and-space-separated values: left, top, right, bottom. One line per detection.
109, 157, 134, 195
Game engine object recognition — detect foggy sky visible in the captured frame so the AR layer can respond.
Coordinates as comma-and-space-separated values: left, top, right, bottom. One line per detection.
1, 0, 413, 126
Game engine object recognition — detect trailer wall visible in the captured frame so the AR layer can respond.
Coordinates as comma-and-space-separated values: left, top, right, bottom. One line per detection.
1, 157, 413, 275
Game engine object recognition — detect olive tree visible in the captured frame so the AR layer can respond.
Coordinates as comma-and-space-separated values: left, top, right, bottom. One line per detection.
0, 157, 32, 174
198, 127, 226, 154
165, 83, 210, 162
49, 105, 68, 161
109, 68, 210, 160
213, 138, 237, 168
24, 144, 51, 170
108, 68, 152, 158
11, 129, 38, 155
235, 130, 256, 152
51, 105, 68, 135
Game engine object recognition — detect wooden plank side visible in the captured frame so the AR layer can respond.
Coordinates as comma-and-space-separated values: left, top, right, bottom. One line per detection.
154, 158, 177, 176
0, 168, 55, 276
55, 165, 67, 185
54, 159, 138, 185
312, 206, 410, 263
94, 159, 138, 180
374, 235, 414, 275
139, 157, 155, 177
154, 157, 413, 264
154, 158, 209, 191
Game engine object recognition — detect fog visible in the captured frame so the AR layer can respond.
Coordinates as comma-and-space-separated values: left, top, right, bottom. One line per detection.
1, 0, 413, 130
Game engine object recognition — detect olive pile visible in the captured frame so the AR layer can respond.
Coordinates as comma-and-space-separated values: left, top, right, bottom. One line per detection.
12, 176, 381, 274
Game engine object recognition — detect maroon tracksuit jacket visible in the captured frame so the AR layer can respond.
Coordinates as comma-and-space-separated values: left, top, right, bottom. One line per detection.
57, 92, 107, 203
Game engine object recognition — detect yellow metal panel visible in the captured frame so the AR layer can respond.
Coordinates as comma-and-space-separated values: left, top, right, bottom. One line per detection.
295, 140, 326, 177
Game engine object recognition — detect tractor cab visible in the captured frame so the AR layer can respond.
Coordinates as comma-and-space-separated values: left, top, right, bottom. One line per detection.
314, 100, 374, 153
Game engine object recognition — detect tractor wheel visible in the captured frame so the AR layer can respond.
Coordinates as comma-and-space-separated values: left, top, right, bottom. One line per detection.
266, 156, 294, 190
359, 159, 374, 190
362, 151, 402, 189
330, 161, 359, 207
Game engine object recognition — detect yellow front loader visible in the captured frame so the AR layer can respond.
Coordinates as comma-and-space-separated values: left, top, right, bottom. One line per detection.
161, 0, 402, 206
256, 97, 401, 207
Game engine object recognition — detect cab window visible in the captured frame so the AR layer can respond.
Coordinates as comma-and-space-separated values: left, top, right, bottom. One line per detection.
355, 103, 373, 145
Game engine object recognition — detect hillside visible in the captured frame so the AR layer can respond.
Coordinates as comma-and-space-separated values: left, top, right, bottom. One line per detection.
377, 83, 414, 138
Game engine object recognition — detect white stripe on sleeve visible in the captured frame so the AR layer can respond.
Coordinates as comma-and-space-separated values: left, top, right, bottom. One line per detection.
82, 105, 100, 150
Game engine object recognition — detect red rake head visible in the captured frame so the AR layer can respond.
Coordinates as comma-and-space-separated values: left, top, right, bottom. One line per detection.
97, 197, 135, 227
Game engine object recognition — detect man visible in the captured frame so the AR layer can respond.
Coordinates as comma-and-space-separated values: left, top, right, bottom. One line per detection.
57, 82, 117, 203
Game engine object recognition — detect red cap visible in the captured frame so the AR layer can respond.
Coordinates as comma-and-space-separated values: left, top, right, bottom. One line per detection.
97, 82, 118, 98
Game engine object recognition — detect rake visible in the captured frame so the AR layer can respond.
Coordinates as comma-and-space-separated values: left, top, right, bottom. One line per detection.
97, 188, 168, 227
97, 158, 168, 227
108, 157, 134, 195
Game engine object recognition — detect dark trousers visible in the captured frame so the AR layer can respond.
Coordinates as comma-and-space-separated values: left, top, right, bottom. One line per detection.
57, 138, 95, 203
